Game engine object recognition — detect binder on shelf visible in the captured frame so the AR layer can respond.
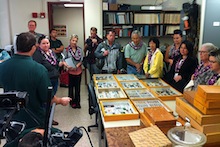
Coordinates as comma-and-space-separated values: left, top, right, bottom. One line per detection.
144, 25, 149, 37
117, 12, 126, 24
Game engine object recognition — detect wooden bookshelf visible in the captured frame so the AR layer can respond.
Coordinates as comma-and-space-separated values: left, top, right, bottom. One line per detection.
102, 4, 180, 38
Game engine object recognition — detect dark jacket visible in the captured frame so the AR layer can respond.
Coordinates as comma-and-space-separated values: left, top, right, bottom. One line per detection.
32, 49, 59, 79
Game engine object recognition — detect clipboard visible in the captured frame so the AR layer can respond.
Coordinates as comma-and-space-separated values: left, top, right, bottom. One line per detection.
65, 57, 76, 68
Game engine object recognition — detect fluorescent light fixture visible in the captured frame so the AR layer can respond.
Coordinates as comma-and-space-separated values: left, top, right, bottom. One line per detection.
141, 5, 162, 10
64, 4, 83, 7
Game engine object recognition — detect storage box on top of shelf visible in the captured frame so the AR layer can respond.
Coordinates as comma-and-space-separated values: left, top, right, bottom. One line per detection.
95, 87, 127, 101
131, 98, 173, 114
124, 88, 156, 100
149, 86, 183, 100
114, 74, 138, 81
118, 4, 130, 10
129, 5, 141, 11
141, 78, 169, 88
109, 3, 118, 10
100, 99, 139, 121
94, 80, 120, 89
176, 97, 220, 125
119, 80, 146, 89
93, 74, 115, 81
197, 85, 220, 100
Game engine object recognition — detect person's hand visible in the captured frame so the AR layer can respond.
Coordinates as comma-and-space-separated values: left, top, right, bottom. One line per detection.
92, 39, 97, 44
135, 63, 142, 72
60, 97, 71, 106
174, 75, 182, 82
191, 74, 195, 80
103, 50, 109, 56
169, 59, 173, 66
145, 73, 150, 78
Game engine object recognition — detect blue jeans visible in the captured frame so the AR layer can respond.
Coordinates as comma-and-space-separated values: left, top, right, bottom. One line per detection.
87, 63, 100, 75
127, 64, 144, 75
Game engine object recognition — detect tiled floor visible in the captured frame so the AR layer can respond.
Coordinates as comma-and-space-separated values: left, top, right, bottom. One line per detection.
54, 72, 99, 147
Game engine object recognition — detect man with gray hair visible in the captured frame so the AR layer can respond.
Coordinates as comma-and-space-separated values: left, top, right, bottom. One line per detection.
124, 30, 148, 75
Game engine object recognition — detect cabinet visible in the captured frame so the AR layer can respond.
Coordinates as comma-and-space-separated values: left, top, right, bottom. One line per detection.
102, 9, 180, 38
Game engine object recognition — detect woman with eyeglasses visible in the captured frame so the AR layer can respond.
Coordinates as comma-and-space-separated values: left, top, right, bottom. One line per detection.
163, 40, 198, 93
207, 49, 220, 85
191, 43, 217, 90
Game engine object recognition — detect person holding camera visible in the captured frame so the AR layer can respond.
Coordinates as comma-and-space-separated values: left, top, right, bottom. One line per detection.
84, 27, 103, 76
0, 32, 71, 132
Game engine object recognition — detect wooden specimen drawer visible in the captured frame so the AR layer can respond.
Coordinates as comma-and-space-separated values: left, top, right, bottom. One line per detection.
150, 87, 183, 101
141, 78, 169, 87
100, 99, 139, 121
124, 89, 156, 100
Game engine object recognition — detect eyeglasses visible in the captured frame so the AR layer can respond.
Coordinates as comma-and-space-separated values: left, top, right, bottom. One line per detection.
209, 60, 217, 63
198, 50, 208, 54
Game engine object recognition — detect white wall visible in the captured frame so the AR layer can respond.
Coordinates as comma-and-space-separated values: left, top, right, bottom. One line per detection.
0, 0, 203, 49
53, 7, 84, 48
0, 0, 13, 48
84, 0, 102, 38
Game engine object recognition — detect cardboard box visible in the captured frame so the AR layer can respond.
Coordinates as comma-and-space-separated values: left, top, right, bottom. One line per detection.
109, 4, 118, 10
100, 99, 139, 121
176, 97, 220, 125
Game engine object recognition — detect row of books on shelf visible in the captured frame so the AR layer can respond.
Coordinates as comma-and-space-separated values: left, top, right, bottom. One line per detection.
134, 13, 163, 24
103, 25, 180, 37
104, 12, 181, 25
103, 12, 133, 25
164, 13, 181, 24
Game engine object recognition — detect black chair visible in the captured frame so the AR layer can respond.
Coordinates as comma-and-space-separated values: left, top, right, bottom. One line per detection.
87, 82, 99, 132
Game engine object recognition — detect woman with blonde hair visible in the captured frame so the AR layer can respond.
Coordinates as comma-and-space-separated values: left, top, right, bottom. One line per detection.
62, 34, 83, 108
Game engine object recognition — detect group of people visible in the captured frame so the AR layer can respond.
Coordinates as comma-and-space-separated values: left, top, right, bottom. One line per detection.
1, 19, 220, 146
84, 28, 220, 93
